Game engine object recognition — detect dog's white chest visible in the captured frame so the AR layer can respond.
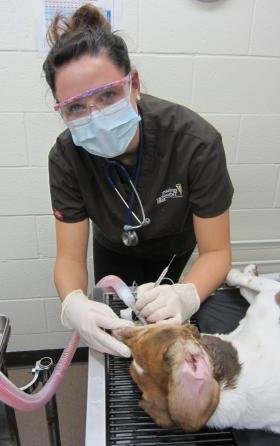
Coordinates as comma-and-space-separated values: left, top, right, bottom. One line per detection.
207, 275, 280, 433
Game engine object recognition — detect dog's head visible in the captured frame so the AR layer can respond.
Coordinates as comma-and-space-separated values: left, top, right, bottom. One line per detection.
114, 323, 220, 431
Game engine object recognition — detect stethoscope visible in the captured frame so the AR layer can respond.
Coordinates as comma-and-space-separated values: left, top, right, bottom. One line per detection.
104, 124, 150, 246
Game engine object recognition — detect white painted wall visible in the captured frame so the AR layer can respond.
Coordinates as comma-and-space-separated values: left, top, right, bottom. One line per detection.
0, 0, 279, 351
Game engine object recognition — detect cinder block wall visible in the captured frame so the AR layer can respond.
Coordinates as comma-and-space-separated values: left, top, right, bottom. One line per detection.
0, 0, 279, 351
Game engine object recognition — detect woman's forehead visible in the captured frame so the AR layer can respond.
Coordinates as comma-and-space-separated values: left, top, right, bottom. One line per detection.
55, 53, 125, 101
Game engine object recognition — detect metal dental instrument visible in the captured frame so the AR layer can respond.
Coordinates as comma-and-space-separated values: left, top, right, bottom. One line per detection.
128, 255, 176, 325
131, 305, 147, 325
154, 254, 176, 287
130, 281, 147, 325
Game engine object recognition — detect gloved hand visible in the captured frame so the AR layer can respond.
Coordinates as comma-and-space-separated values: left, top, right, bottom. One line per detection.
61, 289, 133, 357
135, 283, 200, 324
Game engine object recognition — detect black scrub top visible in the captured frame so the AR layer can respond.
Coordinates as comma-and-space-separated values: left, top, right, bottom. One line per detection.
48, 94, 233, 260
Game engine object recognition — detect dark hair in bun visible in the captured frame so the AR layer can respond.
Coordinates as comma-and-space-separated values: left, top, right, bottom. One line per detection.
43, 3, 131, 95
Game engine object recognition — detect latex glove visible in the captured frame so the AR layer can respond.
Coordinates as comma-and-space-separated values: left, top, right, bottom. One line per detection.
61, 289, 133, 357
135, 283, 200, 324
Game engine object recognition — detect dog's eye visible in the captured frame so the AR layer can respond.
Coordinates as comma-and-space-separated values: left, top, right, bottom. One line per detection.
163, 352, 172, 369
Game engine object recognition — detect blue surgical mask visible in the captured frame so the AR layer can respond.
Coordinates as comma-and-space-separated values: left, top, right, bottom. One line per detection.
68, 98, 141, 158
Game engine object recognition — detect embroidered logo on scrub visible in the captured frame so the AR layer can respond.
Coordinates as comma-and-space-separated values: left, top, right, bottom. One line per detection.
156, 184, 184, 204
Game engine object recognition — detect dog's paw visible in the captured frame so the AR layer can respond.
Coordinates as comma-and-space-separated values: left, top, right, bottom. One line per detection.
226, 269, 242, 287
243, 264, 258, 277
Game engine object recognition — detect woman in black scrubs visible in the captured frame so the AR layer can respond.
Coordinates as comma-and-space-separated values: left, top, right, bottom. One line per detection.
43, 4, 233, 357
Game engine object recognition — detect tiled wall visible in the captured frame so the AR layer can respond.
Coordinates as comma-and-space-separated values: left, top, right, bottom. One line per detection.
0, 0, 279, 351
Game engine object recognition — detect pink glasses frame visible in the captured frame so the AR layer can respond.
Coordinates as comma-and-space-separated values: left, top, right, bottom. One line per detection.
54, 73, 132, 111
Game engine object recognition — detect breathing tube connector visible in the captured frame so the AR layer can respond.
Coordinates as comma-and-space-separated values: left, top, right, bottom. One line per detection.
0, 275, 134, 412
97, 275, 147, 324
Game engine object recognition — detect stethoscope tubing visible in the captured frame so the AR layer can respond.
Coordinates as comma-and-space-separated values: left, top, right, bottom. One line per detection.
110, 174, 146, 228
104, 122, 149, 232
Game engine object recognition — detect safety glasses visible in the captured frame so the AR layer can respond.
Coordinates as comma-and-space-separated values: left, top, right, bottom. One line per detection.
54, 73, 132, 124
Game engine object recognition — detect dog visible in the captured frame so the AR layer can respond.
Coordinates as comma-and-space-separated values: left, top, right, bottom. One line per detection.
114, 265, 280, 433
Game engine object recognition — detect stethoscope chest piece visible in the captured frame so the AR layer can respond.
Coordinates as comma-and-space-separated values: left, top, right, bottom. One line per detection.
121, 230, 139, 247
122, 217, 150, 246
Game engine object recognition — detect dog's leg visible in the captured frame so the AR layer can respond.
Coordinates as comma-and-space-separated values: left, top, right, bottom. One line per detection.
227, 268, 279, 294
239, 264, 258, 304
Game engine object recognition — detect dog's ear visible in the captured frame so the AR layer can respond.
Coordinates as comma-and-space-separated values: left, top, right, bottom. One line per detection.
168, 350, 220, 431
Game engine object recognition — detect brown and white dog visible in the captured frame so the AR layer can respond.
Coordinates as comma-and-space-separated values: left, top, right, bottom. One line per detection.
114, 265, 280, 434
